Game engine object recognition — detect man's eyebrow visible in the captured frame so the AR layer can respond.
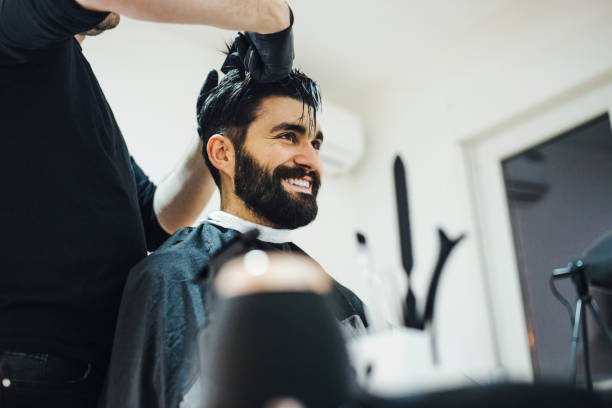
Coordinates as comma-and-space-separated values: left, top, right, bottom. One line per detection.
270, 123, 307, 134
270, 123, 324, 142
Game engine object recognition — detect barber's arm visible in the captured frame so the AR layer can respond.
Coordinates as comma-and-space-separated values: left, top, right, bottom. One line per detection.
0, 0, 108, 59
153, 137, 215, 234
75, 0, 291, 34
131, 145, 213, 249
152, 69, 220, 235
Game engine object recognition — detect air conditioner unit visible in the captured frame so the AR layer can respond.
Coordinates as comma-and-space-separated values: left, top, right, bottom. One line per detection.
504, 151, 549, 203
317, 102, 365, 177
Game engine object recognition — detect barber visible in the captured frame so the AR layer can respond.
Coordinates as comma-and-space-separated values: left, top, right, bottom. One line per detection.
0, 0, 293, 406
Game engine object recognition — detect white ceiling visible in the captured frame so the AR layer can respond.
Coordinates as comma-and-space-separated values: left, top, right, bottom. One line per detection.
129, 0, 511, 98
106, 0, 612, 112
290, 0, 512, 92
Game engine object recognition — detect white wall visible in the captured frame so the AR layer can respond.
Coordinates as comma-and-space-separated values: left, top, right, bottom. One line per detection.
296, 0, 612, 383
82, 0, 612, 393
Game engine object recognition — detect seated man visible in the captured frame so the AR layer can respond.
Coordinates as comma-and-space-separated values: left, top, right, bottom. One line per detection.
101, 55, 367, 408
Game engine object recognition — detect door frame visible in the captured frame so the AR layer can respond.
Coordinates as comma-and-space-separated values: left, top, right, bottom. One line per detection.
462, 72, 612, 381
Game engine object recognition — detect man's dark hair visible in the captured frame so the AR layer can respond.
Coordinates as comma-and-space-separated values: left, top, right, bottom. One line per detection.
197, 68, 321, 188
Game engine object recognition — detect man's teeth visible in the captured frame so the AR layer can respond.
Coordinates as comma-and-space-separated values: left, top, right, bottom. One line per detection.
286, 178, 310, 188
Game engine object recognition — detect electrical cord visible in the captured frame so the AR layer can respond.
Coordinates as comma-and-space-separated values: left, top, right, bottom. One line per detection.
549, 274, 575, 325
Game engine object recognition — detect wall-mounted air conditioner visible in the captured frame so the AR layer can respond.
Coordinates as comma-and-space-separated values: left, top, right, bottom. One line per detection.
317, 102, 365, 177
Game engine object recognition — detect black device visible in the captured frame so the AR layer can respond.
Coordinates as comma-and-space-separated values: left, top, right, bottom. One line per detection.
552, 230, 612, 391
392, 155, 465, 362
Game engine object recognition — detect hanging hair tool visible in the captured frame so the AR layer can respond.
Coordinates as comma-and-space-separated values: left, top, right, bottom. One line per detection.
393, 155, 465, 333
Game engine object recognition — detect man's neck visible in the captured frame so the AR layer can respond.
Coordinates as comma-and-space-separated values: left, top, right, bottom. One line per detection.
207, 210, 293, 244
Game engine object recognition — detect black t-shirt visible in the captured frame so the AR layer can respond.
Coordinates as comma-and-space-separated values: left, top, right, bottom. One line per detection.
0, 0, 169, 367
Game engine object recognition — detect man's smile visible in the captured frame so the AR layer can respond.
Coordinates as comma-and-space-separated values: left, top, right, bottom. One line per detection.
282, 177, 312, 194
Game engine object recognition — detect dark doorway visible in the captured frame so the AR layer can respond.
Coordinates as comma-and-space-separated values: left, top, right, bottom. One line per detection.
502, 113, 612, 383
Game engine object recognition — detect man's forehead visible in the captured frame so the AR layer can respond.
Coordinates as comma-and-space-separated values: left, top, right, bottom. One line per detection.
255, 96, 321, 135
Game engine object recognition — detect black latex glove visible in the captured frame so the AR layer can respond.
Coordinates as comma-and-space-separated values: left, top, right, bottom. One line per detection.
196, 69, 219, 137
221, 8, 294, 83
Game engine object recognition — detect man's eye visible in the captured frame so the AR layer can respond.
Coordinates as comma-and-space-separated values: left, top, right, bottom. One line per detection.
312, 141, 322, 150
278, 133, 297, 142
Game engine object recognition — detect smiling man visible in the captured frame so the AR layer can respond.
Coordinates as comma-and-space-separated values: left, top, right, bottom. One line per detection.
208, 91, 323, 230
101, 64, 367, 407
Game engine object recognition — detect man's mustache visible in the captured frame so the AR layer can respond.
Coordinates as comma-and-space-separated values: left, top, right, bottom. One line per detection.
274, 166, 321, 190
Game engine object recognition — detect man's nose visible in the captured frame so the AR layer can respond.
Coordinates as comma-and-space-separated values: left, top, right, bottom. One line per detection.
293, 143, 321, 173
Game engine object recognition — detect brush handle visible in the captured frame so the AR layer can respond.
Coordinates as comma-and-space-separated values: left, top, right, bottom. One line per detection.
394, 156, 413, 277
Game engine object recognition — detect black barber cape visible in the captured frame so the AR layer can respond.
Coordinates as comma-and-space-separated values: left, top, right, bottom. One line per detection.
101, 222, 367, 408
0, 0, 169, 368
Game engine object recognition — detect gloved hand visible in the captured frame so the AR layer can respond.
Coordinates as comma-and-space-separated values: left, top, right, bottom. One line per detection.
196, 69, 219, 137
221, 7, 294, 83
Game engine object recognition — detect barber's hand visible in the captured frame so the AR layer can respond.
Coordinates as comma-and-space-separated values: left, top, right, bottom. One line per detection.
196, 69, 219, 136
222, 8, 294, 83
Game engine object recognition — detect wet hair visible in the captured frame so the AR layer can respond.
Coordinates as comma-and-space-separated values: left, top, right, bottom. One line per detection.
197, 68, 321, 188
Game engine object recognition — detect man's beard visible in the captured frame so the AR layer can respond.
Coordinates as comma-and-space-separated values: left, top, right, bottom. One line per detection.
234, 149, 321, 230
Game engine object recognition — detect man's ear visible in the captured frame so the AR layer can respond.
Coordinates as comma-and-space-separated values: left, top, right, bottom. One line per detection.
207, 134, 235, 178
